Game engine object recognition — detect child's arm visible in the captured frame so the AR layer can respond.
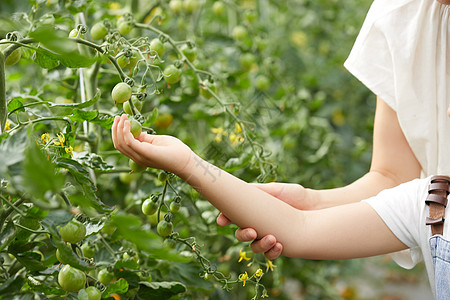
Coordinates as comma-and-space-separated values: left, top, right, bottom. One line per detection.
112, 114, 407, 259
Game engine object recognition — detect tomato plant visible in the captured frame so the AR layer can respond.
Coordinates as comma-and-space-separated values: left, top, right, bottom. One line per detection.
0, 0, 380, 299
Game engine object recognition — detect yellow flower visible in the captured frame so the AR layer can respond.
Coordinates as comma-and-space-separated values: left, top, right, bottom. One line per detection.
238, 272, 249, 287
234, 122, 244, 133
64, 146, 73, 156
109, 2, 121, 10
4, 120, 11, 131
255, 268, 263, 278
229, 132, 244, 146
41, 133, 49, 144
266, 260, 276, 272
262, 291, 269, 298
211, 127, 227, 143
238, 248, 251, 263
53, 133, 65, 146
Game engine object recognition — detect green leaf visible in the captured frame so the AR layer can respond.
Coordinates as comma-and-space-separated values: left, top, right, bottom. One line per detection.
7, 98, 24, 114
48, 89, 101, 109
70, 108, 98, 122
55, 157, 112, 212
0, 129, 29, 176
21, 142, 64, 203
103, 278, 129, 296
138, 281, 186, 298
33, 47, 60, 69
90, 113, 115, 129
143, 107, 159, 126
29, 25, 97, 68
0, 222, 17, 251
0, 275, 25, 296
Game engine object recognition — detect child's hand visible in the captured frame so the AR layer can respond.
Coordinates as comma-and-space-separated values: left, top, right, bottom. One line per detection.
217, 182, 308, 260
111, 114, 193, 175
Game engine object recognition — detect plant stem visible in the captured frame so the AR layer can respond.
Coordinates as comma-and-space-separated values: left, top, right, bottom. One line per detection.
0, 51, 5, 134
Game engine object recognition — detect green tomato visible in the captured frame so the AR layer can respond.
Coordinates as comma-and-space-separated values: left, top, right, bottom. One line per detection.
158, 171, 168, 182
111, 82, 132, 103
69, 28, 81, 38
169, 201, 181, 213
169, 0, 183, 13
119, 171, 140, 184
78, 286, 102, 300
81, 243, 95, 258
163, 238, 177, 249
123, 98, 143, 115
90, 22, 108, 40
117, 52, 139, 69
232, 25, 248, 41
157, 220, 173, 237
58, 265, 86, 292
212, 1, 226, 15
200, 80, 217, 99
149, 38, 166, 58
255, 75, 270, 91
163, 65, 182, 84
239, 53, 256, 71
118, 21, 133, 35
0, 40, 21, 66
129, 159, 147, 173
59, 219, 86, 244
101, 224, 116, 235
181, 44, 197, 63
97, 268, 114, 285
141, 198, 158, 216
128, 116, 142, 138
184, 0, 200, 12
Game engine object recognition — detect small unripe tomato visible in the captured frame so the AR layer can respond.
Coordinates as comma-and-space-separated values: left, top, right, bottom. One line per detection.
128, 116, 142, 138
111, 82, 132, 103
117, 51, 139, 69
129, 159, 147, 173
118, 21, 133, 35
123, 97, 143, 115
58, 265, 86, 292
169, 201, 181, 213
149, 38, 166, 58
90, 22, 108, 40
232, 25, 248, 41
158, 171, 168, 182
0, 40, 21, 66
169, 0, 183, 13
200, 80, 217, 99
97, 268, 114, 285
163, 238, 177, 249
157, 220, 173, 237
163, 65, 182, 84
78, 286, 102, 300
212, 1, 226, 15
69, 28, 82, 38
81, 243, 95, 258
141, 198, 158, 216
181, 44, 197, 62
255, 75, 270, 91
154, 113, 174, 130
184, 0, 200, 12
59, 219, 86, 244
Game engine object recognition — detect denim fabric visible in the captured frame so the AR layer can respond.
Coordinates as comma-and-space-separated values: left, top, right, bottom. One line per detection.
429, 235, 450, 299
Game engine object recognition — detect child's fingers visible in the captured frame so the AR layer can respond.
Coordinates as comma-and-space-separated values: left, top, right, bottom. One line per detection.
235, 228, 257, 242
216, 213, 232, 226
250, 235, 277, 254
263, 242, 283, 260
111, 116, 120, 149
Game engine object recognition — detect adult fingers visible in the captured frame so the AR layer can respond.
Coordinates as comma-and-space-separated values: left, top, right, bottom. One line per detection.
249, 235, 277, 254
235, 228, 257, 242
216, 213, 232, 226
111, 116, 120, 149
263, 242, 283, 260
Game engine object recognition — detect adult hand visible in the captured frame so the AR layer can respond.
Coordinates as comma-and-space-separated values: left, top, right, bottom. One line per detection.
217, 182, 308, 260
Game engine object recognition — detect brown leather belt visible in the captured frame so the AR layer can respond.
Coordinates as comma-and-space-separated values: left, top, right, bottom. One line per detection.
425, 175, 449, 235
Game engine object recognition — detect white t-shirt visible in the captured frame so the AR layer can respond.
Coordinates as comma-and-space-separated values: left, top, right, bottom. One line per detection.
363, 177, 449, 296
344, 0, 450, 293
